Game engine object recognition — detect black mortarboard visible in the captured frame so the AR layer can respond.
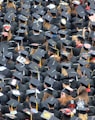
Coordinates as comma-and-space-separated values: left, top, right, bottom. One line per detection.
29, 77, 40, 87
34, 0, 41, 3
78, 59, 88, 66
61, 62, 71, 69
50, 9, 57, 15
20, 50, 29, 57
49, 46, 58, 54
48, 39, 56, 47
61, 88, 71, 95
4, 12, 16, 23
58, 30, 68, 35
32, 53, 42, 64
81, 67, 91, 78
34, 48, 46, 58
22, 3, 31, 9
45, 31, 52, 38
47, 58, 59, 69
90, 2, 95, 10
47, 68, 58, 78
86, 9, 95, 15
32, 22, 42, 31
9, 79, 18, 87
29, 61, 39, 71
14, 36, 24, 43
29, 96, 40, 104
41, 110, 54, 120
16, 29, 26, 34
46, 96, 56, 106
18, 15, 28, 21
13, 71, 23, 80
37, 9, 45, 16
29, 43, 40, 49
45, 87, 54, 95
5, 52, 13, 59
61, 39, 71, 46
7, 99, 19, 108
11, 89, 21, 98
43, 14, 52, 22
44, 76, 55, 87
79, 77, 91, 87
49, 25, 58, 34
61, 11, 70, 19
76, 5, 86, 18
15, 63, 26, 72
26, 89, 36, 95
32, 13, 40, 20
61, 51, 70, 58
6, 8, 16, 13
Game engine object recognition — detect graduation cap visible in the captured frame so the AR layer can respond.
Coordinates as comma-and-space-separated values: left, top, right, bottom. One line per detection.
49, 46, 59, 56
4, 12, 16, 23
76, 5, 86, 18
49, 116, 60, 120
15, 63, 26, 74
61, 62, 71, 69
58, 30, 68, 35
9, 79, 18, 87
48, 39, 56, 47
4, 113, 17, 119
44, 76, 55, 87
44, 87, 54, 95
32, 13, 40, 20
50, 9, 57, 15
11, 89, 21, 102
16, 29, 26, 34
47, 58, 59, 69
26, 89, 36, 96
22, 3, 30, 9
18, 15, 28, 22
79, 76, 91, 88
45, 31, 52, 39
29, 77, 40, 87
32, 22, 42, 31
61, 51, 70, 58
47, 68, 58, 78
49, 25, 58, 34
29, 43, 41, 49
5, 52, 13, 59
29, 96, 40, 106
61, 39, 71, 46
41, 110, 54, 120
61, 88, 71, 95
29, 61, 39, 71
46, 96, 57, 106
0, 82, 5, 88
20, 50, 29, 57
83, 43, 91, 50
13, 71, 23, 80
37, 9, 46, 16
72, 0, 80, 5
43, 14, 52, 22
7, 99, 19, 108
78, 59, 88, 66
81, 66, 91, 78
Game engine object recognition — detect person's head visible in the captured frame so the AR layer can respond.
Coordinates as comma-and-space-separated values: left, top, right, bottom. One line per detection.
75, 36, 84, 45
77, 86, 89, 104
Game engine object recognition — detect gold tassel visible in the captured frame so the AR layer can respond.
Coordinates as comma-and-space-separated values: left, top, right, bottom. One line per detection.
36, 102, 38, 111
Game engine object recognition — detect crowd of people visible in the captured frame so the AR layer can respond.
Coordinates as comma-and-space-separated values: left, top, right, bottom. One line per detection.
0, 0, 95, 120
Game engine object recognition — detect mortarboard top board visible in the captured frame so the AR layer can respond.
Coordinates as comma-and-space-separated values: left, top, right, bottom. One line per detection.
20, 50, 29, 57
78, 76, 91, 87
61, 39, 71, 46
29, 77, 40, 87
34, 48, 46, 57
47, 68, 58, 78
76, 5, 86, 18
7, 99, 19, 108
29, 61, 39, 71
29, 43, 41, 49
45, 31, 52, 38
49, 25, 58, 34
45, 87, 54, 95
14, 36, 24, 42
15, 63, 26, 72
50, 9, 57, 14
61, 62, 71, 69
32, 22, 42, 31
11, 89, 21, 97
43, 14, 52, 22
32, 53, 42, 64
6, 7, 16, 13
8, 79, 18, 87
22, 3, 30, 9
81, 66, 91, 78
78, 59, 88, 66
44, 76, 55, 87
37, 9, 46, 16
47, 3, 56, 10
49, 46, 59, 55
48, 39, 56, 47
61, 51, 70, 58
35, 0, 41, 3
47, 58, 59, 69
61, 11, 70, 19
29, 96, 40, 104
4, 113, 17, 119
72, 0, 80, 5
19, 23, 27, 29
13, 71, 23, 80
16, 29, 26, 34
49, 116, 60, 120
76, 106, 89, 112
5, 52, 13, 59
86, 9, 95, 15
90, 2, 95, 10
58, 30, 68, 35
18, 14, 28, 21
46, 96, 57, 106
26, 89, 36, 95
4, 12, 16, 23
68, 70, 77, 78
61, 88, 71, 95
32, 13, 40, 20
41, 110, 54, 120
0, 92, 4, 97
